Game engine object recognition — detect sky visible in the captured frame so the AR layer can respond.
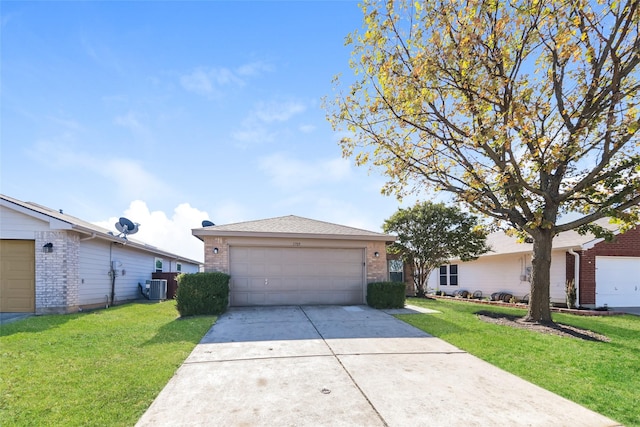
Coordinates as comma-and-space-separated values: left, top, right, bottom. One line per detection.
1, 1, 421, 263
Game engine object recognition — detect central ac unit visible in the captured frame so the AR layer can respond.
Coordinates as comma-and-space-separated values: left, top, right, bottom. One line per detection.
149, 279, 167, 301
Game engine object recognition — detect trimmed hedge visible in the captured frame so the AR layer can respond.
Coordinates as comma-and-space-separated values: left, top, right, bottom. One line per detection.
366, 282, 406, 309
175, 272, 230, 316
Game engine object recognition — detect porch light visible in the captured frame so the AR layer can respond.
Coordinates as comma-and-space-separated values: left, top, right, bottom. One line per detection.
43, 242, 53, 253
374, 251, 380, 257
213, 247, 219, 254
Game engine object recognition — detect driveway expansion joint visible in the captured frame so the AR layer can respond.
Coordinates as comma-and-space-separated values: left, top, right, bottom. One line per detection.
300, 306, 390, 427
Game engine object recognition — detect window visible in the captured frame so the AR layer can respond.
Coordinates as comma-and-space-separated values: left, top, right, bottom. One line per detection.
388, 259, 404, 282
439, 266, 448, 286
439, 264, 458, 286
155, 258, 163, 273
176, 263, 182, 272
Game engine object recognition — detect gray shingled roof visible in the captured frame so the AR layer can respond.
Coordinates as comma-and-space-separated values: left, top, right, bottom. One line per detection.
1, 194, 201, 264
192, 215, 393, 241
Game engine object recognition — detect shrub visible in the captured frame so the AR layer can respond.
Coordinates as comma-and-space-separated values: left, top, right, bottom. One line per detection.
366, 282, 406, 309
175, 272, 230, 316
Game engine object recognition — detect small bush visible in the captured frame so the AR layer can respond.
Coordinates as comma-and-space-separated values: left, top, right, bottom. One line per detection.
176, 272, 230, 316
367, 282, 406, 309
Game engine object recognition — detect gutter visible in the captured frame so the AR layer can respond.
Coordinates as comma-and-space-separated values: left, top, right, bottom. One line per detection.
568, 248, 580, 307
80, 232, 97, 241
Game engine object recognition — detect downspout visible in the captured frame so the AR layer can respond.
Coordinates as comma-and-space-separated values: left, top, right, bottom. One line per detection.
109, 242, 116, 307
568, 249, 580, 307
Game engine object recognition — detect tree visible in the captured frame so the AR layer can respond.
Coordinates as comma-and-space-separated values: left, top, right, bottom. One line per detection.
327, 0, 640, 323
383, 202, 490, 297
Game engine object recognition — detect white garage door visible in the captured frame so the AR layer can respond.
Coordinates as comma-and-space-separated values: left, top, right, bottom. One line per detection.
229, 247, 365, 306
595, 256, 640, 307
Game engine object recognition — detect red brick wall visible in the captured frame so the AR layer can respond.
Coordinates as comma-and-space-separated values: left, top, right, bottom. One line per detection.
579, 226, 640, 305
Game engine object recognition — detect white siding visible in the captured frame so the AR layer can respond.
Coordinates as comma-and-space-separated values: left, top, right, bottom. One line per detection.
428, 251, 567, 303
79, 240, 162, 305
111, 244, 157, 302
78, 239, 112, 306
0, 205, 50, 239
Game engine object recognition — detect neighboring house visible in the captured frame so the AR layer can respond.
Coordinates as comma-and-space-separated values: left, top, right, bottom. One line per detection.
0, 194, 201, 314
192, 215, 394, 306
421, 221, 640, 308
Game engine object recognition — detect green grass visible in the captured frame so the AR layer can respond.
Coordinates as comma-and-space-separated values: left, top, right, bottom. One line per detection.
0, 301, 216, 426
401, 298, 640, 427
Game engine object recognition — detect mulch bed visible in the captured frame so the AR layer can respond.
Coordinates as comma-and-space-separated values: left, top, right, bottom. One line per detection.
476, 310, 610, 342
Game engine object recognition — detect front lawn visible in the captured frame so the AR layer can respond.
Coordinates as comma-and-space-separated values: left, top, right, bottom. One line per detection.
0, 301, 216, 427
400, 298, 639, 427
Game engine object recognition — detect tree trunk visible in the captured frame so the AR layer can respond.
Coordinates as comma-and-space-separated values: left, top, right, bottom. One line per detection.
525, 229, 554, 324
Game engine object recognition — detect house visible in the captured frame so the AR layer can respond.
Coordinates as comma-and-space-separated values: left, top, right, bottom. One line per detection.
192, 215, 394, 306
0, 194, 201, 314
422, 220, 640, 308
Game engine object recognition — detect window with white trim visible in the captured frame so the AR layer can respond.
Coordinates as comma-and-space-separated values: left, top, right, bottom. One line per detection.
439, 264, 458, 286
155, 257, 163, 273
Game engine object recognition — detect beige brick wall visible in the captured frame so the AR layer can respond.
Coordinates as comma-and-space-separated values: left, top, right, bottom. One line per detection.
203, 236, 229, 273
366, 241, 389, 283
35, 231, 80, 314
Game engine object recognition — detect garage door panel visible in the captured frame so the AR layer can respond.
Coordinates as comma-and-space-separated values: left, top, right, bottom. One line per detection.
596, 256, 640, 307
1, 240, 35, 312
229, 246, 364, 306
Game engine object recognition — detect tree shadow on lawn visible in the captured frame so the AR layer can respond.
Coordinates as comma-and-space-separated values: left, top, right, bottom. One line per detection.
475, 310, 610, 342
0, 313, 76, 337
397, 313, 471, 337
143, 315, 216, 346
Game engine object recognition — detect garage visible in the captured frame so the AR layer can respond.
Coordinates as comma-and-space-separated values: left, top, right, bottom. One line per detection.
193, 215, 393, 307
229, 246, 365, 306
595, 256, 640, 307
0, 240, 35, 312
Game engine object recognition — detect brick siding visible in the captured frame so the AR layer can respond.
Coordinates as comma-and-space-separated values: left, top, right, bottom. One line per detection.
203, 237, 229, 273
35, 231, 80, 314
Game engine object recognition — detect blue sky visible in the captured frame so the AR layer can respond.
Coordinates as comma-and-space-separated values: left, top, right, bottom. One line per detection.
1, 1, 418, 262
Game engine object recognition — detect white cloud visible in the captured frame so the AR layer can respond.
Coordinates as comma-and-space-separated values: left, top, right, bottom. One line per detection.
299, 124, 316, 133
180, 61, 273, 96
28, 139, 171, 202
258, 153, 351, 190
113, 111, 152, 142
236, 60, 275, 76
230, 126, 276, 145
231, 99, 307, 146
93, 200, 209, 262
254, 100, 306, 123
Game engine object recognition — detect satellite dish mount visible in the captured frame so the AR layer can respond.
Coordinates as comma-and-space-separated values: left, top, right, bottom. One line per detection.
114, 217, 139, 239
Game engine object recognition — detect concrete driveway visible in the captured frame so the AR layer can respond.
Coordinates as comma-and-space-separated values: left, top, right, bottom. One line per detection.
137, 305, 619, 427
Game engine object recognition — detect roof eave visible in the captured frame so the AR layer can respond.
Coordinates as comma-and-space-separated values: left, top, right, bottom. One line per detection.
192, 229, 394, 242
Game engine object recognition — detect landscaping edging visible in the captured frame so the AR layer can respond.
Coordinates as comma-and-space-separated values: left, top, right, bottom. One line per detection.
421, 295, 625, 316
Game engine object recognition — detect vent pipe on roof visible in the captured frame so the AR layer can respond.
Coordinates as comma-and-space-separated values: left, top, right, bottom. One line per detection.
568, 249, 580, 307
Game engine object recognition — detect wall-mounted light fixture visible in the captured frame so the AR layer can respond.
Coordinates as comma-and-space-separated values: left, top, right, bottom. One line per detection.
374, 251, 380, 257
43, 242, 53, 253
213, 247, 219, 254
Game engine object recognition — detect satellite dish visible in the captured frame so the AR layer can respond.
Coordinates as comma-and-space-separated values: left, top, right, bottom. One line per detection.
114, 217, 139, 237
202, 220, 215, 227
119, 217, 136, 231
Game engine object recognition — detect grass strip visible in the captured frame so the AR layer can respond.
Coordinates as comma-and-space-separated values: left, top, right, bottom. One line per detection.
400, 298, 639, 427
0, 301, 216, 426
